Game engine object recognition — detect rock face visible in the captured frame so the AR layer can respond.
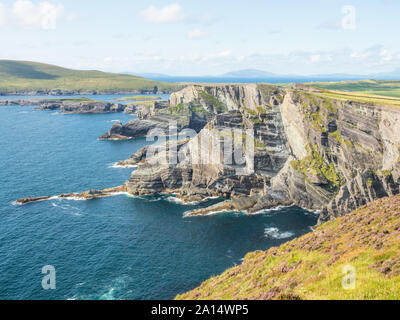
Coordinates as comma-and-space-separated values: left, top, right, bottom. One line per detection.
0, 89, 173, 96
98, 92, 217, 140
0, 98, 126, 114
120, 84, 400, 223
99, 119, 171, 140
58, 101, 125, 114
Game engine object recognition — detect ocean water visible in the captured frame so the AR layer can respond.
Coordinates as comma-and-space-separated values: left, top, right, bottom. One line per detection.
0, 95, 318, 300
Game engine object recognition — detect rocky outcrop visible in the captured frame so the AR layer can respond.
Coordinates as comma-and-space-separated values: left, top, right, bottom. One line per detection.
0, 98, 57, 106
15, 186, 128, 205
0, 98, 126, 114
120, 84, 400, 223
58, 101, 125, 114
135, 101, 169, 119
98, 93, 217, 140
99, 119, 170, 140
0, 89, 173, 96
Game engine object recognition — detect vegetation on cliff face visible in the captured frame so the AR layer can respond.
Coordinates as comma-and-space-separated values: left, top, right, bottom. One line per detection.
176, 195, 400, 300
291, 144, 343, 190
199, 90, 228, 113
0, 60, 178, 93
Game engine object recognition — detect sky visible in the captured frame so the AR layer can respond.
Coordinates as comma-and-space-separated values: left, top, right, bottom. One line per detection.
0, 0, 399, 76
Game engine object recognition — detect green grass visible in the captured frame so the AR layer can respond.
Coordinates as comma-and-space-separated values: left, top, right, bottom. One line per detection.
310, 80, 400, 106
311, 80, 400, 93
318, 90, 400, 108
0, 60, 178, 93
199, 90, 228, 113
177, 195, 400, 300
291, 144, 343, 189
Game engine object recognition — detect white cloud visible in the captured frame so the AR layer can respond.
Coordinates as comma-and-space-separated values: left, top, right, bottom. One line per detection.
310, 54, 332, 63
380, 49, 393, 62
350, 45, 397, 65
200, 50, 231, 62
140, 3, 185, 24
187, 28, 208, 39
12, 1, 64, 30
350, 51, 369, 60
0, 3, 5, 25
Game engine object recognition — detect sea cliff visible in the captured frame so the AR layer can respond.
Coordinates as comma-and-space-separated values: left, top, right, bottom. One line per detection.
105, 84, 400, 223
16, 84, 400, 225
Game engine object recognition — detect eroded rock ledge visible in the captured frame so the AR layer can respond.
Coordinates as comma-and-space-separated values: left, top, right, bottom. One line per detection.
0, 97, 169, 115
15, 186, 128, 205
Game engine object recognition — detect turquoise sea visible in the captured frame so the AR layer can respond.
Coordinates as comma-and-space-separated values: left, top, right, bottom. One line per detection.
0, 94, 318, 300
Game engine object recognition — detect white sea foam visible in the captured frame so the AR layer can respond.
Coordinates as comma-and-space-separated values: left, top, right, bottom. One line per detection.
99, 276, 128, 300
264, 227, 294, 240
108, 120, 120, 123
249, 205, 294, 215
11, 195, 59, 205
56, 196, 87, 201
109, 162, 138, 169
166, 196, 221, 206
51, 202, 82, 216
108, 192, 152, 201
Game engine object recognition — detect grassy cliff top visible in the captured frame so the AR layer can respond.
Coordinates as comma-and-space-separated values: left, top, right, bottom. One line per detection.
310, 80, 400, 95
0, 60, 178, 93
316, 89, 400, 108
311, 80, 400, 101
292, 80, 400, 108
177, 195, 400, 300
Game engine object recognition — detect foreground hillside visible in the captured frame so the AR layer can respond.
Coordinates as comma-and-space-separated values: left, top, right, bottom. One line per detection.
177, 195, 400, 300
0, 60, 178, 94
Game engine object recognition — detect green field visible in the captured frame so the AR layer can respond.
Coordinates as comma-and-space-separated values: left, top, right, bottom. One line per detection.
0, 60, 178, 94
311, 80, 400, 98
303, 80, 400, 107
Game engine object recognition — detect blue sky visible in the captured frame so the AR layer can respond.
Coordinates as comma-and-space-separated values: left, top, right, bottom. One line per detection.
0, 0, 399, 75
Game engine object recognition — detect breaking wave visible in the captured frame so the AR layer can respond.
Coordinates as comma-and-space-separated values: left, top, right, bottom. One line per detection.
109, 162, 138, 169
264, 227, 294, 239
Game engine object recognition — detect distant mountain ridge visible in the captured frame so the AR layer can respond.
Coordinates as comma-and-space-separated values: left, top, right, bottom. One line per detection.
220, 69, 277, 78
133, 68, 400, 81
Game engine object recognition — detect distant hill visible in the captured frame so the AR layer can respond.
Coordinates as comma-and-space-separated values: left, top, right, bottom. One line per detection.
132, 68, 400, 83
220, 69, 278, 78
177, 194, 400, 300
0, 60, 178, 94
